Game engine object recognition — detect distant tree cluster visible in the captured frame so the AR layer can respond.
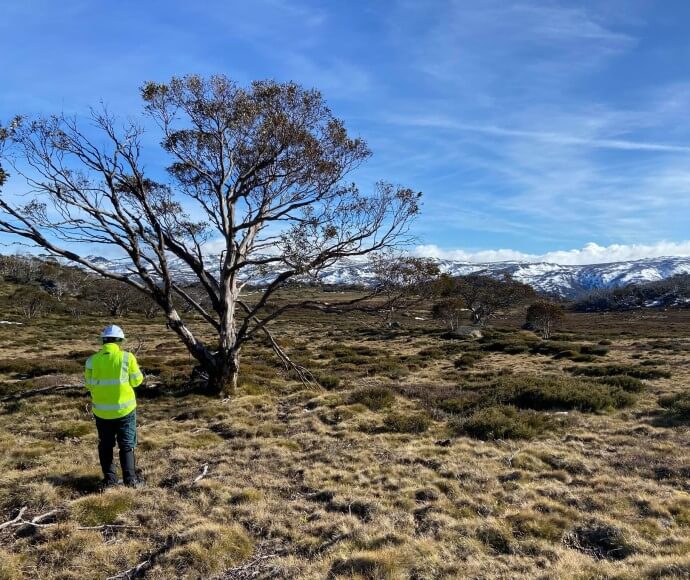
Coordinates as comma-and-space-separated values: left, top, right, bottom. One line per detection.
371, 253, 439, 325
432, 273, 535, 327
574, 274, 690, 312
0, 254, 164, 320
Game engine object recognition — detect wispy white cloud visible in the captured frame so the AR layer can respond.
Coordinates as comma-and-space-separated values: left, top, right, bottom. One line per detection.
386, 115, 690, 153
415, 241, 690, 265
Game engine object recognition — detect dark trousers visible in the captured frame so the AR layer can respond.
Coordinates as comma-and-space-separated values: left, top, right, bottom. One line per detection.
95, 410, 137, 484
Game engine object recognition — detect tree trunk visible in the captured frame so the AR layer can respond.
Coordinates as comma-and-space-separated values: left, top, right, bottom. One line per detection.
205, 349, 239, 397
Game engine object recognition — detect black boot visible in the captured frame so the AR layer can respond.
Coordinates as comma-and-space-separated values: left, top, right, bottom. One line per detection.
98, 442, 118, 486
120, 448, 142, 488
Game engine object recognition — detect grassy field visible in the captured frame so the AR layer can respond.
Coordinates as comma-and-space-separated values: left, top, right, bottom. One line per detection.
0, 287, 689, 579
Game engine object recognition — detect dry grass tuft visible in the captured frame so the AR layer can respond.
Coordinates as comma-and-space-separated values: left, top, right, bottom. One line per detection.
71, 489, 135, 526
157, 523, 253, 577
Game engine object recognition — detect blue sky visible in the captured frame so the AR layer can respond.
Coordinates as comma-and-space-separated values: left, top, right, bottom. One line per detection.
2, 0, 690, 264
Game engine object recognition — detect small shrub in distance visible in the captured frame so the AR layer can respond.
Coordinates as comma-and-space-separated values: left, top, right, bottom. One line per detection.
480, 339, 530, 354
454, 353, 481, 369
570, 365, 671, 380
530, 341, 582, 356
436, 393, 480, 415
349, 386, 395, 411
488, 375, 635, 412
659, 392, 690, 420
368, 359, 410, 379
597, 375, 645, 393
382, 411, 431, 433
317, 374, 340, 389
452, 405, 551, 440
580, 345, 609, 356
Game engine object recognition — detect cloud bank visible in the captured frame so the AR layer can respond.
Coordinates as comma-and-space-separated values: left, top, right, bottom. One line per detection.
414, 241, 690, 266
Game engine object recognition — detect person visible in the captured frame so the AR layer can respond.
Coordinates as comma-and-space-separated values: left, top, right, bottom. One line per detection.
84, 325, 144, 488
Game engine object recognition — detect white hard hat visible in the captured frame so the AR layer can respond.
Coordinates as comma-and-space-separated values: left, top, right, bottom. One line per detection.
101, 325, 125, 339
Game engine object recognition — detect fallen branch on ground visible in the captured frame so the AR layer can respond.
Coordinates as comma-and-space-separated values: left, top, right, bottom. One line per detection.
193, 463, 209, 484
225, 553, 283, 575
0, 507, 28, 531
0, 507, 63, 531
106, 535, 175, 579
105, 558, 151, 580
78, 524, 141, 531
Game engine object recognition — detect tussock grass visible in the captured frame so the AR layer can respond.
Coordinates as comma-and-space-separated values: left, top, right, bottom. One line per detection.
0, 549, 24, 580
158, 523, 253, 576
71, 489, 135, 526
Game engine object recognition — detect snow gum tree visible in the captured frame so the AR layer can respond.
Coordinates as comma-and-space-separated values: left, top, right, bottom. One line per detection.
526, 300, 564, 339
0, 76, 421, 395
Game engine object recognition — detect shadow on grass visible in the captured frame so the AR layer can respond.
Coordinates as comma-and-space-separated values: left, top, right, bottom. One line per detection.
647, 410, 690, 428
137, 381, 218, 400
46, 472, 103, 494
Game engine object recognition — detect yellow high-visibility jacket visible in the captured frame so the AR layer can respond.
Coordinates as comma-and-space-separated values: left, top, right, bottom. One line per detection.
84, 343, 144, 419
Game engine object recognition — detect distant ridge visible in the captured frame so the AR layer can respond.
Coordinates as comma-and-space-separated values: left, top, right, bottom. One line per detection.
69, 254, 690, 299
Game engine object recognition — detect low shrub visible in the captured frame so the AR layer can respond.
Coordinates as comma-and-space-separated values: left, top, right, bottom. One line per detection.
480, 340, 530, 354
382, 411, 431, 433
579, 345, 609, 356
436, 393, 480, 415
454, 353, 482, 369
570, 365, 671, 380
640, 359, 665, 366
530, 341, 582, 356
452, 405, 551, 440
659, 392, 690, 420
488, 375, 635, 412
597, 375, 645, 393
349, 386, 395, 411
368, 360, 409, 379
317, 374, 340, 389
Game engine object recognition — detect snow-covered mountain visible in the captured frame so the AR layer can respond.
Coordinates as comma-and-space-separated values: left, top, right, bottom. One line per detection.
78, 254, 690, 299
